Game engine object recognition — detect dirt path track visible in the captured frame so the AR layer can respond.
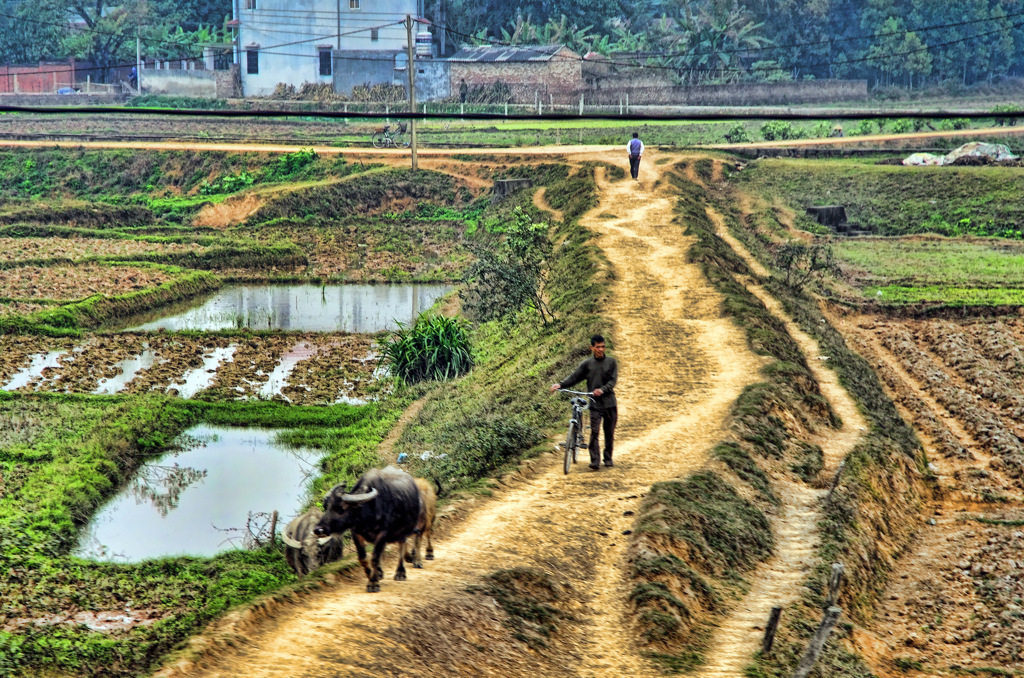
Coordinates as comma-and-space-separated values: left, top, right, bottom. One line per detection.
698, 204, 865, 678
160, 151, 764, 678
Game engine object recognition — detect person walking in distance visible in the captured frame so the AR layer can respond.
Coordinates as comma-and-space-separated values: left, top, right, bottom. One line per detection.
627, 132, 644, 180
550, 335, 618, 470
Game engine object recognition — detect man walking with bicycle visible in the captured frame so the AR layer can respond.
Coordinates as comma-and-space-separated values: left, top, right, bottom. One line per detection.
550, 335, 618, 470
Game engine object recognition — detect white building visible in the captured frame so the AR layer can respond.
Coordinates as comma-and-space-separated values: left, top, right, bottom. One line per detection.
232, 0, 420, 96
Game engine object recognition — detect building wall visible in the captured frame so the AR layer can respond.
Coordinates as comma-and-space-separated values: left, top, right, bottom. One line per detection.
332, 49, 403, 95
449, 51, 582, 104
416, 59, 449, 101
237, 0, 416, 96
0, 63, 75, 94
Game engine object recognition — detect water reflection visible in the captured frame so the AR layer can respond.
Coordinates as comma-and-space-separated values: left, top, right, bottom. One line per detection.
73, 425, 323, 562
125, 284, 452, 332
129, 464, 208, 517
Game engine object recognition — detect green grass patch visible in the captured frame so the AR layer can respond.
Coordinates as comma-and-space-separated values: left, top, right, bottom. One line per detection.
835, 239, 1024, 289
867, 285, 1024, 306
737, 159, 1024, 238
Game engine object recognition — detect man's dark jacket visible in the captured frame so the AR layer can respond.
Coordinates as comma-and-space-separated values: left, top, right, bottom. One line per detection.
559, 355, 618, 409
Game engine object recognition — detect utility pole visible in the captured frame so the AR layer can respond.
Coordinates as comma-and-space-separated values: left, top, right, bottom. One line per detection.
406, 15, 418, 171
136, 36, 142, 94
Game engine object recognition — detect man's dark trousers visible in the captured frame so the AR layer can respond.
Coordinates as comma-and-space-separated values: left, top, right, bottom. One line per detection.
589, 406, 617, 465
629, 155, 641, 179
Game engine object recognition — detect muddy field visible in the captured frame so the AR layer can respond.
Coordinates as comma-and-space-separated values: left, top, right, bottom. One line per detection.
0, 333, 377, 404
835, 311, 1024, 675
0, 237, 205, 263
0, 264, 177, 301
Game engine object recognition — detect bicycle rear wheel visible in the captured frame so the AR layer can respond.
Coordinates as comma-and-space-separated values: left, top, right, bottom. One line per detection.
564, 420, 578, 474
371, 132, 386, 149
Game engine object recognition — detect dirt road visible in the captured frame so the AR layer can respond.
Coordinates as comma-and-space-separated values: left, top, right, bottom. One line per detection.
158, 151, 764, 678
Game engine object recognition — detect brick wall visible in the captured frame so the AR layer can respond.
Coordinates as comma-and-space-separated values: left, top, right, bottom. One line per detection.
450, 54, 582, 104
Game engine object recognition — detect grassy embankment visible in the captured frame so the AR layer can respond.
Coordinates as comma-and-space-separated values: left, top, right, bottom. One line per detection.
738, 159, 1024, 308
707, 157, 933, 677
618, 163, 846, 672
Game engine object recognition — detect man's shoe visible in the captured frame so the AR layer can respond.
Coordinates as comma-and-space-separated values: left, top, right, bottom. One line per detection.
589, 463, 600, 470
604, 461, 614, 467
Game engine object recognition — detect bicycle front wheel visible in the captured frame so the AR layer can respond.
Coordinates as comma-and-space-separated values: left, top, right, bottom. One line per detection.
564, 420, 578, 474
395, 134, 410, 148
371, 132, 386, 149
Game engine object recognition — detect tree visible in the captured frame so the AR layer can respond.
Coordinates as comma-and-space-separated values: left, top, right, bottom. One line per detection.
0, 0, 69, 63
461, 207, 556, 325
59, 0, 181, 82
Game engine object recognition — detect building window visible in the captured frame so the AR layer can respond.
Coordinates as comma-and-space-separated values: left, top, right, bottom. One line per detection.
349, 0, 359, 8
245, 0, 255, 8
246, 49, 259, 75
370, 28, 379, 41
319, 49, 332, 76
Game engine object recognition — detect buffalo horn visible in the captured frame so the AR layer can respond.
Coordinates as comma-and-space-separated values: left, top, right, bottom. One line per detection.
341, 487, 379, 504
281, 533, 304, 549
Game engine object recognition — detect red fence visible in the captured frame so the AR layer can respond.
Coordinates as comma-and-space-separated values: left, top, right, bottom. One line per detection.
0, 61, 76, 94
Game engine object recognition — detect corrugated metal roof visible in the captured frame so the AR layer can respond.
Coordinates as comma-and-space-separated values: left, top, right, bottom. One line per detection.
448, 45, 570, 63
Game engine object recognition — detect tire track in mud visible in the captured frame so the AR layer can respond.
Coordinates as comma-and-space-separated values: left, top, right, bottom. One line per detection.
161, 151, 764, 678
698, 205, 866, 678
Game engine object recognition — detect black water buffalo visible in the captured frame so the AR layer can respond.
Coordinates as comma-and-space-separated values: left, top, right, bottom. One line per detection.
313, 465, 420, 592
281, 508, 344, 577
404, 477, 437, 569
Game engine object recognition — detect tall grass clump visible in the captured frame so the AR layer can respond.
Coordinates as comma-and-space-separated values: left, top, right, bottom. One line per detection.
380, 313, 473, 383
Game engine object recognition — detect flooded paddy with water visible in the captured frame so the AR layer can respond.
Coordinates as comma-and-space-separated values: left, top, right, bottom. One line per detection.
73, 425, 324, 563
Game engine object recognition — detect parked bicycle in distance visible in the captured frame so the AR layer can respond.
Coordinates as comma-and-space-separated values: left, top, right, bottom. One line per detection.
557, 389, 593, 474
371, 121, 410, 149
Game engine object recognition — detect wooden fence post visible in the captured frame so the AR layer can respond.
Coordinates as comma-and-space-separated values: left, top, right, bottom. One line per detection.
793, 607, 841, 678
825, 562, 845, 608
762, 606, 783, 655
269, 510, 279, 544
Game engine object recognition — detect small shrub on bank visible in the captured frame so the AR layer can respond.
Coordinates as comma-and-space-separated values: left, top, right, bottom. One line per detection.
760, 120, 800, 141
380, 313, 473, 383
724, 124, 751, 143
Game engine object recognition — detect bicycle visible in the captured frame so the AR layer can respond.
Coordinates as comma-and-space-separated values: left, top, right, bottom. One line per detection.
371, 122, 410, 149
557, 389, 593, 474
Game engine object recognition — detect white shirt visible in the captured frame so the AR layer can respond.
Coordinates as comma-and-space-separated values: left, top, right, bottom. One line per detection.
627, 138, 644, 156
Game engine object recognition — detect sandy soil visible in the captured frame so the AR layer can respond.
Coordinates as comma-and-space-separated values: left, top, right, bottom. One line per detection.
155, 150, 765, 678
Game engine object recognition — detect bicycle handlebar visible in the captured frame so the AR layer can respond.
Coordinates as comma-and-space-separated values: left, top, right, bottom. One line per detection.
557, 389, 594, 396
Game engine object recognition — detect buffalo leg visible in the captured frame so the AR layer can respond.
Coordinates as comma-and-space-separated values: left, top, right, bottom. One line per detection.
410, 534, 423, 568
367, 533, 390, 591
393, 538, 408, 581
354, 534, 378, 592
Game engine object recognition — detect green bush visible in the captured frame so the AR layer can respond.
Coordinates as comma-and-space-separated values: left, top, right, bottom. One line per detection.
724, 124, 751, 144
891, 118, 914, 134
380, 313, 473, 383
760, 120, 800, 141
199, 171, 255, 195
852, 119, 876, 136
